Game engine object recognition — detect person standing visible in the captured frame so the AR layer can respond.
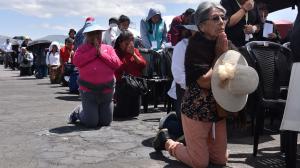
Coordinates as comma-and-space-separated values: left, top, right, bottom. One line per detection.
102, 17, 119, 46
221, 0, 261, 47
291, 0, 300, 62
68, 29, 76, 40
0, 39, 12, 69
140, 8, 168, 50
74, 17, 95, 50
167, 8, 195, 46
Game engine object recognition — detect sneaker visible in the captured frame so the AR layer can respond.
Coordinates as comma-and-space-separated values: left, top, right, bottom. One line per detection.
152, 128, 171, 151
68, 111, 79, 124
158, 112, 177, 129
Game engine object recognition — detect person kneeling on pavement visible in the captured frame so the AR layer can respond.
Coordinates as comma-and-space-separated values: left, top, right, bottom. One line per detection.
152, 2, 258, 168
113, 30, 147, 118
46, 41, 61, 84
68, 22, 122, 128
18, 47, 33, 76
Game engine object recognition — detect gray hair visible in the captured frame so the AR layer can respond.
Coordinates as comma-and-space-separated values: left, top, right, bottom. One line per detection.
194, 1, 226, 26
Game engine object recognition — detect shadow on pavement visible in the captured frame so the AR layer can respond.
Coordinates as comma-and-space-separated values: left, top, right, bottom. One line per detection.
228, 145, 300, 168
141, 137, 155, 148
49, 125, 100, 134
50, 85, 64, 88
55, 95, 80, 101
142, 118, 161, 122
36, 82, 52, 85
16, 77, 37, 80
113, 117, 138, 121
149, 152, 189, 168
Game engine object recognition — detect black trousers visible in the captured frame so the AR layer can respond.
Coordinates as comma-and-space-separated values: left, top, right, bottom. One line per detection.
114, 82, 141, 118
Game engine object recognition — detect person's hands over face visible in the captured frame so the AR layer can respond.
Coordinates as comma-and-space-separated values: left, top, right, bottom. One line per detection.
126, 41, 135, 55
215, 32, 228, 57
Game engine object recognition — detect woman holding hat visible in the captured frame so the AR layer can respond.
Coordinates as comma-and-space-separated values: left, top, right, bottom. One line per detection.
68, 23, 122, 128
153, 2, 234, 167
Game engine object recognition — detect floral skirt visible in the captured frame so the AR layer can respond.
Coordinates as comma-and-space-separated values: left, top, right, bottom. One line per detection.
181, 83, 219, 122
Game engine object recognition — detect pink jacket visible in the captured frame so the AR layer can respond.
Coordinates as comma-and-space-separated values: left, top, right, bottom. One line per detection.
73, 43, 122, 91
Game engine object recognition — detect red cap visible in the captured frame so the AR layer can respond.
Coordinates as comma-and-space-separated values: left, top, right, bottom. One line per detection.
85, 17, 95, 23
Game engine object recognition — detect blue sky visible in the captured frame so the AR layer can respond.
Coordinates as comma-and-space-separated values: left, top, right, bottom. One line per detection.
0, 0, 297, 40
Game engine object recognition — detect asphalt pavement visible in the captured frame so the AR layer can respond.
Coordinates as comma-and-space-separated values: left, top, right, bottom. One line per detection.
0, 66, 299, 168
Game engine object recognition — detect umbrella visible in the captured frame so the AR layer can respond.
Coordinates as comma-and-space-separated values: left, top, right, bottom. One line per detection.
28, 39, 51, 47
256, 0, 296, 12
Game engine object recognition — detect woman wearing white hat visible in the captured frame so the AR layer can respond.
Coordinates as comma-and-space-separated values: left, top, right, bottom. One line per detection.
68, 22, 122, 128
152, 2, 258, 167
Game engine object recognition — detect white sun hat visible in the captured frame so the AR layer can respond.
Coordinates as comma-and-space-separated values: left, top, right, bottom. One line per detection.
83, 23, 106, 34
211, 50, 259, 112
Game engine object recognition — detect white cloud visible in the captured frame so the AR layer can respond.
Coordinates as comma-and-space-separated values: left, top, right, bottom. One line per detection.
0, 0, 222, 19
40, 23, 70, 31
0, 0, 167, 18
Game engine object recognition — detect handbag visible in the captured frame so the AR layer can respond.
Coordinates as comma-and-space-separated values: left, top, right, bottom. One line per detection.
121, 73, 148, 95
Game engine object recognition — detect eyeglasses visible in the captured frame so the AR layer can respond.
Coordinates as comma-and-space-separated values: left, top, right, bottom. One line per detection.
203, 15, 228, 23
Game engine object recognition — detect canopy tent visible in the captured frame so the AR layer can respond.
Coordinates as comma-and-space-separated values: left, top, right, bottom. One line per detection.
273, 20, 294, 39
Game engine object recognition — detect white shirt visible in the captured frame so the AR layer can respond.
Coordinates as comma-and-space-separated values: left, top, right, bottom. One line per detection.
18, 52, 33, 67
280, 63, 300, 132
102, 26, 119, 46
46, 52, 60, 66
1, 42, 12, 52
167, 38, 188, 99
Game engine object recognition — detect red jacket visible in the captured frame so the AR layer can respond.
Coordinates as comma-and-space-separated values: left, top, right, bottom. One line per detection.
115, 48, 146, 81
60, 46, 73, 64
167, 15, 184, 46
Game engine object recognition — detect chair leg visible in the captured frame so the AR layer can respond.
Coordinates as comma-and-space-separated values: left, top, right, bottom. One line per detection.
285, 131, 298, 168
253, 107, 265, 156
142, 94, 148, 113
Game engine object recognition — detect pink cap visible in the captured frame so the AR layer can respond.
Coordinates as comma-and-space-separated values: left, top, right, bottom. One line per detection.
85, 17, 95, 23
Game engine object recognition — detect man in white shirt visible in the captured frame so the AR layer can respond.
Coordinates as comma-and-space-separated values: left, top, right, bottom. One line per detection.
0, 39, 13, 69
102, 17, 119, 46
161, 22, 198, 139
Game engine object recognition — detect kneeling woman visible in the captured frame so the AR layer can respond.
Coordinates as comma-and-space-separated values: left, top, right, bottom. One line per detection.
68, 23, 122, 128
46, 41, 61, 84
114, 30, 146, 118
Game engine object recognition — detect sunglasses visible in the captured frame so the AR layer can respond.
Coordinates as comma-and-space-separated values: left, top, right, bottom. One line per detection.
202, 15, 228, 23
210, 15, 228, 22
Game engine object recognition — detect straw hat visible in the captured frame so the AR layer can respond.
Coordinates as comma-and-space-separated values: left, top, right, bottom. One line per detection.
211, 50, 259, 112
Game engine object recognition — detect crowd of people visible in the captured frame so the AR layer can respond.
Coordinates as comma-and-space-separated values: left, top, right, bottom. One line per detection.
1, 0, 299, 167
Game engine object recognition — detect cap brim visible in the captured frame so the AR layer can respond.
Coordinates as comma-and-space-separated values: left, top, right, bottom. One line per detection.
176, 24, 198, 32
211, 50, 248, 112
83, 25, 106, 33
182, 25, 198, 31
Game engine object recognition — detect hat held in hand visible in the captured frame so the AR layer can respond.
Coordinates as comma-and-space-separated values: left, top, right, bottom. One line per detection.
211, 50, 259, 112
